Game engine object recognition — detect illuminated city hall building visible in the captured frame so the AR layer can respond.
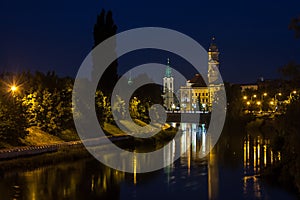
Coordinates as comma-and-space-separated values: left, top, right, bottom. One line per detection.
179, 37, 222, 112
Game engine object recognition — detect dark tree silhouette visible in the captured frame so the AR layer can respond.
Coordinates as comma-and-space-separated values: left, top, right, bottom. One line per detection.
289, 16, 300, 38
92, 9, 118, 96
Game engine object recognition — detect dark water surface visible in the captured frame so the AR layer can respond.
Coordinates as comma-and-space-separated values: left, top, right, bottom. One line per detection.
0, 123, 298, 200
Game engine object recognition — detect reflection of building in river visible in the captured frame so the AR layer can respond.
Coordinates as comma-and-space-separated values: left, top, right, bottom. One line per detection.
243, 135, 281, 174
243, 135, 282, 198
164, 123, 219, 198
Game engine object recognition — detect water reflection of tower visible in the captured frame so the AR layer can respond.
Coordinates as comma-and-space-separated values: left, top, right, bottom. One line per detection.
208, 148, 219, 200
179, 123, 219, 199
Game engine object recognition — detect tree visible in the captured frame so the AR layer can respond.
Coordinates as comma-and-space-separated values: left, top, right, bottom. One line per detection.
289, 16, 300, 38
95, 90, 112, 126
92, 9, 118, 97
0, 93, 28, 146
278, 61, 300, 81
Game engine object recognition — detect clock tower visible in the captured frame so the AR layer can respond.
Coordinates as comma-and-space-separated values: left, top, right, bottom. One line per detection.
163, 58, 174, 110
208, 37, 220, 84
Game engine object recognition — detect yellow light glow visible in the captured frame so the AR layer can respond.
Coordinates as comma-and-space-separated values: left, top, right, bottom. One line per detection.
263, 93, 267, 96
278, 93, 282, 96
253, 94, 257, 98
10, 85, 18, 92
270, 101, 274, 105
243, 96, 247, 100
293, 90, 297, 94
256, 101, 261, 105
246, 101, 250, 105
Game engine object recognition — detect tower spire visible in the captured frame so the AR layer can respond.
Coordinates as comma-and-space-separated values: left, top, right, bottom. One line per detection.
128, 71, 133, 85
165, 58, 172, 78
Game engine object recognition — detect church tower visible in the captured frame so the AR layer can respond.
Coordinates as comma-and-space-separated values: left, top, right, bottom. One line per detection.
163, 58, 174, 110
208, 37, 220, 84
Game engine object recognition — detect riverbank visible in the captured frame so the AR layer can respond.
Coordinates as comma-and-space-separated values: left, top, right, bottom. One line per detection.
0, 144, 90, 172
0, 121, 178, 171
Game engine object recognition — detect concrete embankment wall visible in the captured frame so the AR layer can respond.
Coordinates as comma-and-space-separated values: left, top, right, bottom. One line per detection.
0, 141, 82, 160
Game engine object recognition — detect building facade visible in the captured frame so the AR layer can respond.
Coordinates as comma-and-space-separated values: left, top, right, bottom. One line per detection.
180, 37, 222, 112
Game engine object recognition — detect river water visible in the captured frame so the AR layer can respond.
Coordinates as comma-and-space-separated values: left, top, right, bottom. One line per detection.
0, 123, 298, 200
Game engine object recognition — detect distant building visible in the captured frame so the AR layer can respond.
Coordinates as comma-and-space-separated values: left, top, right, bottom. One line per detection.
180, 74, 210, 111
240, 84, 258, 92
179, 37, 223, 112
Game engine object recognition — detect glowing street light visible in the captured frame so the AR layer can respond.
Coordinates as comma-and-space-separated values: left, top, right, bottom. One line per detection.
289, 90, 298, 103
270, 101, 274, 105
243, 96, 247, 100
10, 85, 18, 93
263, 93, 267, 96
256, 101, 261, 106
253, 94, 257, 98
246, 101, 250, 105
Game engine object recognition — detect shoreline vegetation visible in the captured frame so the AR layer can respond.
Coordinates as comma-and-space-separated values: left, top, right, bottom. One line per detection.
0, 120, 177, 172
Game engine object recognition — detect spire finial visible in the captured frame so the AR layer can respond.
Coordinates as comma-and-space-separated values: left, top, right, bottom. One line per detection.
211, 36, 216, 42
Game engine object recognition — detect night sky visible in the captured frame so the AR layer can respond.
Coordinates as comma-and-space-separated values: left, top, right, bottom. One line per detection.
0, 0, 299, 83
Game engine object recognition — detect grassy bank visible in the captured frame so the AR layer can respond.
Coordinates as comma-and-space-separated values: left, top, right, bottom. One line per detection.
0, 121, 178, 171
0, 145, 90, 171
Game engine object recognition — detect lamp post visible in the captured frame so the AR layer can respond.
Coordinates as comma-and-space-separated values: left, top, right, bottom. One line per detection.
274, 93, 282, 112
262, 92, 267, 100
256, 101, 262, 113
289, 90, 297, 103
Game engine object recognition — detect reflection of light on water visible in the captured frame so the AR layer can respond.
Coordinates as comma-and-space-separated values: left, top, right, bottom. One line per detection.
253, 145, 256, 173
243, 176, 262, 199
271, 151, 273, 164
208, 150, 219, 200
192, 130, 196, 154
133, 153, 137, 185
91, 175, 95, 191
244, 141, 247, 171
263, 145, 267, 167
202, 129, 206, 154
247, 139, 250, 164
243, 135, 285, 199
257, 143, 260, 172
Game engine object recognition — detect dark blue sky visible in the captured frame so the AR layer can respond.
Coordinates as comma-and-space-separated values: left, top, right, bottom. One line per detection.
0, 0, 299, 83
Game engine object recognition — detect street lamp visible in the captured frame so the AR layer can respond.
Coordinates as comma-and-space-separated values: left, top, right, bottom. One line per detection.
256, 101, 262, 113
274, 93, 282, 112
289, 90, 297, 103
10, 85, 18, 93
243, 96, 247, 100
262, 93, 267, 100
